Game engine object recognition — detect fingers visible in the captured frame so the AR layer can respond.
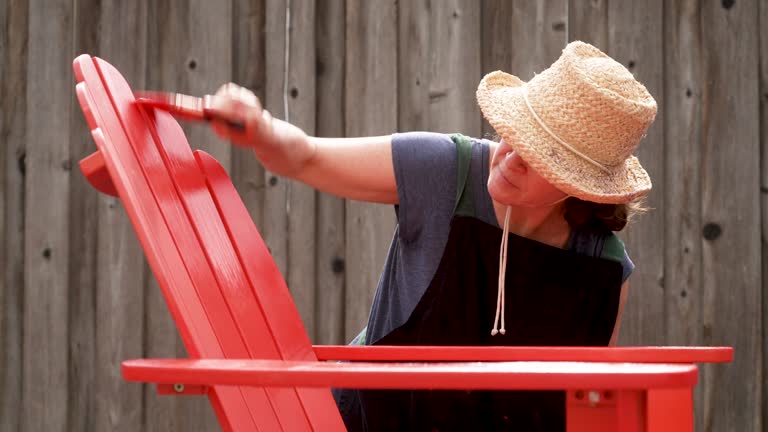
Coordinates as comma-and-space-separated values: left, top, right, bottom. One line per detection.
213, 82, 260, 109
208, 83, 264, 145
209, 83, 261, 117
210, 116, 242, 141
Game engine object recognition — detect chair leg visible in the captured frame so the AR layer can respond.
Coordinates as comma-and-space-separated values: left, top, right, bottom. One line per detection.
566, 389, 645, 432
646, 388, 693, 432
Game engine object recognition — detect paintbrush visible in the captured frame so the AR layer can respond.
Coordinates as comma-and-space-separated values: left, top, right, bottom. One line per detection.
134, 91, 246, 132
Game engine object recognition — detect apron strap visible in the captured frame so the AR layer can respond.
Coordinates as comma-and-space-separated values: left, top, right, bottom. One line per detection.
450, 133, 474, 217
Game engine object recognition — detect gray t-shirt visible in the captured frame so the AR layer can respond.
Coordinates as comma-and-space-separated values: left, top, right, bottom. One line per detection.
361, 132, 634, 345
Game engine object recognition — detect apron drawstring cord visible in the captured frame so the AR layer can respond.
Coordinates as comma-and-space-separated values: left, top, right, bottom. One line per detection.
492, 206, 511, 336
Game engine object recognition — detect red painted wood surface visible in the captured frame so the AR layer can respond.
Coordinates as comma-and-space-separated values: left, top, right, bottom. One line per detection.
646, 388, 695, 432
312, 345, 733, 363
78, 150, 118, 196
122, 358, 698, 391
195, 150, 346, 430
567, 389, 650, 432
74, 54, 316, 431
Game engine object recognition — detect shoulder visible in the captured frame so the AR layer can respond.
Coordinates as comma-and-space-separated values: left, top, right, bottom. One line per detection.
392, 132, 457, 158
572, 229, 635, 283
601, 232, 635, 283
391, 132, 460, 242
390, 132, 458, 192
601, 233, 626, 262
391, 132, 489, 158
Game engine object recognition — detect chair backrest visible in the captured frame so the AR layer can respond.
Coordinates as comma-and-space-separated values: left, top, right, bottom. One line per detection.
74, 55, 345, 431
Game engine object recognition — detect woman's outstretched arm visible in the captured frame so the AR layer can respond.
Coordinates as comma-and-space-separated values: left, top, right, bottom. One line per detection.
208, 83, 398, 204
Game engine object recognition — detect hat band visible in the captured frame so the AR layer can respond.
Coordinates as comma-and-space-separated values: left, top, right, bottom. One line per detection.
521, 88, 612, 174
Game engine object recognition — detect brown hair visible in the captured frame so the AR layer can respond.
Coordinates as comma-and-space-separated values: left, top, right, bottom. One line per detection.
563, 196, 647, 232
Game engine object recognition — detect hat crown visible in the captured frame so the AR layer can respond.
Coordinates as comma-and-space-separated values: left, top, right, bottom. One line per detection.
525, 41, 657, 167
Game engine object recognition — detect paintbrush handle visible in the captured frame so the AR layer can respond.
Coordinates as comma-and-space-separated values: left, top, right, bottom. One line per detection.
200, 94, 247, 133
203, 110, 246, 133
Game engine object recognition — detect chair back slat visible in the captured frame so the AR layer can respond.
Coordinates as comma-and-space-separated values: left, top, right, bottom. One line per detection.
74, 55, 273, 431
75, 54, 346, 431
196, 150, 347, 430
101, 58, 311, 430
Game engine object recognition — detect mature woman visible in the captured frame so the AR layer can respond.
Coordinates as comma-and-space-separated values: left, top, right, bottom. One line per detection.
209, 41, 657, 431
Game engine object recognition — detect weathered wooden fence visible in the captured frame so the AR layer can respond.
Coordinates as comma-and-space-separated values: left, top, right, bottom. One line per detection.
0, 0, 763, 430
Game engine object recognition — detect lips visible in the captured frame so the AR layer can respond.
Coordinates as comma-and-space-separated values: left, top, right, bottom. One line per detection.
497, 169, 518, 189
498, 152, 522, 188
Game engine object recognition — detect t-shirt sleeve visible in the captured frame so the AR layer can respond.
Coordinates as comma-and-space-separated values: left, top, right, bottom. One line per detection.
391, 132, 458, 243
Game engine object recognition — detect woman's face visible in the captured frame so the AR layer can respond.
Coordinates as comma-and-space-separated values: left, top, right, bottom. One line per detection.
488, 138, 568, 207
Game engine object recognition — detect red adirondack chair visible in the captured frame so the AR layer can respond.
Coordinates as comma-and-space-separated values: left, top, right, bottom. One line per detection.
74, 54, 732, 432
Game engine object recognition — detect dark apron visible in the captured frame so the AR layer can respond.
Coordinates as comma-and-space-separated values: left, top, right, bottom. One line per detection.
343, 216, 623, 431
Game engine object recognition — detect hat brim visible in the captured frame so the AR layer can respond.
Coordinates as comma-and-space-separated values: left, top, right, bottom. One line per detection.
476, 71, 651, 204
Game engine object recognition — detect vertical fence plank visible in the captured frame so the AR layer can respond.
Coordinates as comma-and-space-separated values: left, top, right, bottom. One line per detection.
483, 0, 567, 136
567, 0, 607, 48
263, 0, 290, 288
566, 2, 609, 71
663, 2, 709, 429
262, 4, 322, 342
146, 0, 233, 163
24, 1, 73, 431
285, 0, 318, 340
315, 0, 347, 344
68, 2, 101, 431
483, 0, 568, 79
89, 2, 149, 431
263, 0, 320, 338
187, 0, 234, 168
664, 0, 703, 353
1, 0, 4, 309
144, 1, 232, 430
608, 0, 666, 347
231, 0, 267, 243
344, 0, 398, 341
0, 1, 27, 431
700, 2, 762, 431
761, 1, 768, 430
398, 0, 482, 135
397, 0, 430, 131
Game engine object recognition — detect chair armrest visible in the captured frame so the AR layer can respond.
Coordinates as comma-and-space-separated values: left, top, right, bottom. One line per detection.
123, 358, 698, 391
311, 345, 734, 364
79, 150, 119, 197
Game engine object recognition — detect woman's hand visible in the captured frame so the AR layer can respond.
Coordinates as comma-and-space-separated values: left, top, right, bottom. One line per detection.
207, 83, 315, 178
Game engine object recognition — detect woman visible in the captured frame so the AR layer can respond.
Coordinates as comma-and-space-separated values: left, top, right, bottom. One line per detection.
209, 41, 657, 431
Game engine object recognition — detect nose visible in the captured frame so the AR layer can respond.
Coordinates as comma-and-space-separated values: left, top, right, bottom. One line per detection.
504, 151, 527, 174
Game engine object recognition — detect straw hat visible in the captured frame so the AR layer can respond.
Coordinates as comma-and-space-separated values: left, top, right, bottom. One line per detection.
476, 41, 657, 204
